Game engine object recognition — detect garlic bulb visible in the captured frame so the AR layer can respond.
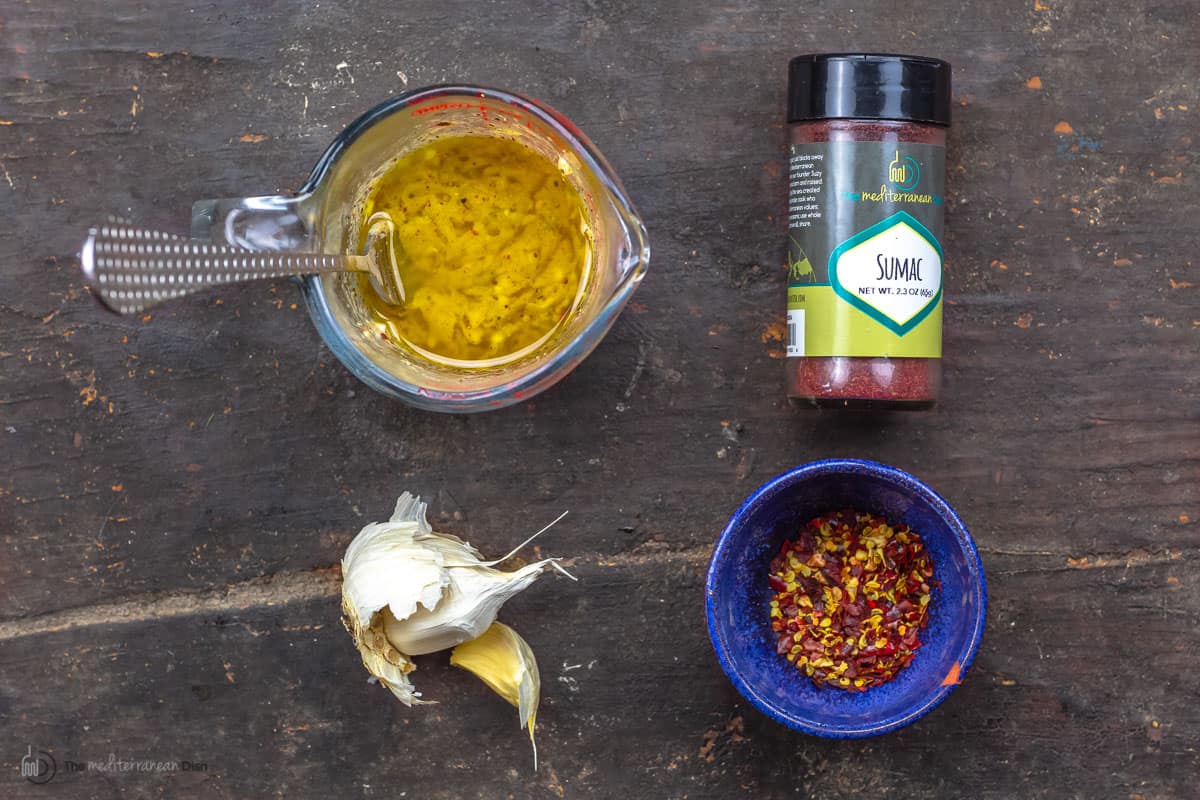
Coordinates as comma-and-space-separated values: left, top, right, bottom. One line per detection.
451, 622, 542, 768
340, 492, 571, 710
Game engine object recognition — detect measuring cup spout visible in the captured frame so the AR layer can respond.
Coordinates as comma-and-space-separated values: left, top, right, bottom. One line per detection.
191, 194, 315, 252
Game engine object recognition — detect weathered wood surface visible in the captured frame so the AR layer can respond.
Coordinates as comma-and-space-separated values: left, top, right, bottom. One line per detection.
1, 0, 1197, 797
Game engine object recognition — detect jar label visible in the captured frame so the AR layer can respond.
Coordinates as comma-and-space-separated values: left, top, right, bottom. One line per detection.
786, 141, 945, 358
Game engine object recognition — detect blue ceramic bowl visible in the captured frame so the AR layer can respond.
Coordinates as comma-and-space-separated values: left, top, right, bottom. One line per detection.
705, 459, 986, 737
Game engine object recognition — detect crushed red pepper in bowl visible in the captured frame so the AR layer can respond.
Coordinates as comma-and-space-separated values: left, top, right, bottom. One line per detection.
769, 510, 934, 691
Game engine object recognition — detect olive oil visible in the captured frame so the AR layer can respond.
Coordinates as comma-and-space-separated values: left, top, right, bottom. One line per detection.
355, 135, 591, 365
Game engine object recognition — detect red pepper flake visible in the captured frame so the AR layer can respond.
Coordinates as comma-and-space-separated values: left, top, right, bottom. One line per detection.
768, 509, 935, 691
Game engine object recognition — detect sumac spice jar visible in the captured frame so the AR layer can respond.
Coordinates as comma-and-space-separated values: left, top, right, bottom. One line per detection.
785, 54, 951, 409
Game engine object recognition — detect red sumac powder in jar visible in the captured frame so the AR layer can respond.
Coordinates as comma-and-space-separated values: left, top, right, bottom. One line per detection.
784, 54, 951, 409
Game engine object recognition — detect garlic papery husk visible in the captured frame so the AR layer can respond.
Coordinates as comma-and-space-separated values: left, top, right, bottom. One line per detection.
451, 622, 541, 768
357, 617, 424, 705
340, 492, 572, 705
383, 559, 553, 655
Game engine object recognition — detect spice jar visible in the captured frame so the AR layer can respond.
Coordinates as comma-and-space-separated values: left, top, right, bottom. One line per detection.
784, 54, 951, 409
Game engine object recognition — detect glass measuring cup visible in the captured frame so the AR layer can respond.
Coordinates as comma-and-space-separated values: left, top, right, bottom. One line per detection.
191, 86, 649, 412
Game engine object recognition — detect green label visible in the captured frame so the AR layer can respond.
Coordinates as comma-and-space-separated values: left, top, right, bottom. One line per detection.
786, 141, 945, 358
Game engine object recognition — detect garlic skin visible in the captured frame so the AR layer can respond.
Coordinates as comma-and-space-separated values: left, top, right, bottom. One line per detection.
382, 559, 551, 655
357, 618, 423, 705
340, 493, 570, 705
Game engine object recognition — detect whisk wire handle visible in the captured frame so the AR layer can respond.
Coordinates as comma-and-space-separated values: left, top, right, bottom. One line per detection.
79, 224, 362, 315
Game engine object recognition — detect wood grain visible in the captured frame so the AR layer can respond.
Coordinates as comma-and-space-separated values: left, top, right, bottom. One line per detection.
1, 0, 1197, 797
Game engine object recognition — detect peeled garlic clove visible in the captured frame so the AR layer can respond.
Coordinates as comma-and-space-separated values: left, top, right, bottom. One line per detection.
451, 622, 541, 768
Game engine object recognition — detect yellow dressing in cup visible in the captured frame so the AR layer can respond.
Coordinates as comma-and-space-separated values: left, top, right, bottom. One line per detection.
355, 135, 592, 366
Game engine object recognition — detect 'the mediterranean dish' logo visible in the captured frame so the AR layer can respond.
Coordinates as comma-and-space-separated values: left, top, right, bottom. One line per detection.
21, 746, 56, 784
842, 149, 942, 206
17, 745, 208, 784
888, 150, 921, 190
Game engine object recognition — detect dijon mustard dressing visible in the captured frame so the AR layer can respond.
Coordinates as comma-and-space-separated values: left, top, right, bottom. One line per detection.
355, 135, 591, 364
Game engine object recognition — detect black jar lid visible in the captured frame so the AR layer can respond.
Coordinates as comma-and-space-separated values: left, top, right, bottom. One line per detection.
788, 53, 952, 126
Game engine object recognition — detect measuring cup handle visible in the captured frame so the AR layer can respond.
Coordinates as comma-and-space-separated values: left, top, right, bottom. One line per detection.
190, 194, 315, 252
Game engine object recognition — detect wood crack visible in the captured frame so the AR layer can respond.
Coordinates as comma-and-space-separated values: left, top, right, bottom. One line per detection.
2, 543, 1184, 641
0, 566, 342, 643
987, 545, 1190, 576
0, 546, 712, 642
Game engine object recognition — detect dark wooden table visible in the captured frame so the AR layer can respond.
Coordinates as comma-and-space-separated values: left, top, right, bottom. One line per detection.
2, 1, 1197, 797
